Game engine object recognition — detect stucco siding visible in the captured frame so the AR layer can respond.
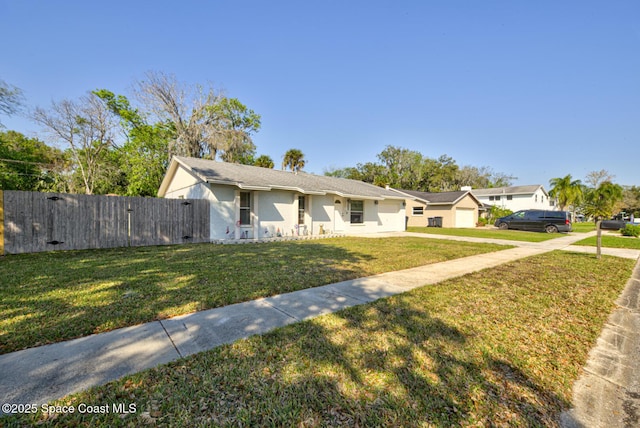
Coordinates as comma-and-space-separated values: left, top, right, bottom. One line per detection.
424, 206, 455, 228
164, 166, 205, 199
161, 164, 407, 239
310, 194, 335, 235
208, 185, 236, 240
405, 199, 427, 227
405, 194, 479, 228
257, 190, 297, 238
376, 200, 405, 232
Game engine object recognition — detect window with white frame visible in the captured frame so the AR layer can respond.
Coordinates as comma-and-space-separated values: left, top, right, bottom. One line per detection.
240, 192, 251, 225
298, 196, 305, 224
350, 200, 364, 224
412, 206, 424, 216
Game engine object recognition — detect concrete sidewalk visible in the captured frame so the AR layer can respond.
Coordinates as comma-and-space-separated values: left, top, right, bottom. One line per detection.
0, 231, 637, 417
561, 257, 640, 428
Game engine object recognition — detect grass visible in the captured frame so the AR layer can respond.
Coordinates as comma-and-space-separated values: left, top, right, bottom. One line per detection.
571, 222, 596, 233
0, 237, 509, 355
573, 234, 640, 249
6, 251, 635, 427
406, 226, 563, 242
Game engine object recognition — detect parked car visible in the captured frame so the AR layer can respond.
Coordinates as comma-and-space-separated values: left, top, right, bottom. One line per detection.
495, 210, 572, 233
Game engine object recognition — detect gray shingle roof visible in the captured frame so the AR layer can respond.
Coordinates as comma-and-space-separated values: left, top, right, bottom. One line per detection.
470, 185, 546, 197
172, 156, 405, 200
394, 189, 476, 205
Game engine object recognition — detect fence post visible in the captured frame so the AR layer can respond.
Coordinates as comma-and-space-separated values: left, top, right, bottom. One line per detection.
0, 190, 4, 256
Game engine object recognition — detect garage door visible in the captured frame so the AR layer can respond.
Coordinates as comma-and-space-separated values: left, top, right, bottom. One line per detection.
455, 208, 475, 228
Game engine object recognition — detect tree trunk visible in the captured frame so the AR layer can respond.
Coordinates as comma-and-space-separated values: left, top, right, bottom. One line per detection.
596, 220, 602, 259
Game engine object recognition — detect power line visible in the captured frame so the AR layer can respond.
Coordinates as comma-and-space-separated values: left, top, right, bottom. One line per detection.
0, 158, 58, 167
0, 171, 53, 178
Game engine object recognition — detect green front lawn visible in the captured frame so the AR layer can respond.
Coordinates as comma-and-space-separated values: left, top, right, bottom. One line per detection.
8, 252, 634, 427
571, 222, 596, 233
572, 234, 640, 249
407, 226, 563, 242
0, 237, 508, 354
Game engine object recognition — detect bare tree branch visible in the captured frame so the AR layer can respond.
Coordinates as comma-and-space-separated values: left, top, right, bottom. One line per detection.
31, 93, 117, 194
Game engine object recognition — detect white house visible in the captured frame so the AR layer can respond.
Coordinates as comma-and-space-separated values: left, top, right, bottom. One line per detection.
469, 185, 556, 212
158, 156, 407, 240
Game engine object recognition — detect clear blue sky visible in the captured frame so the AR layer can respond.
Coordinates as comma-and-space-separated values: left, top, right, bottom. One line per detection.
1, 1, 638, 187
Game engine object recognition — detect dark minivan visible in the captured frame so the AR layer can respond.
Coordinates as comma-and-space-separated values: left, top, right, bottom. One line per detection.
495, 210, 572, 233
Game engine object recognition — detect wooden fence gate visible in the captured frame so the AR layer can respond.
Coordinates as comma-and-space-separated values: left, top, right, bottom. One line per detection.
1, 191, 210, 254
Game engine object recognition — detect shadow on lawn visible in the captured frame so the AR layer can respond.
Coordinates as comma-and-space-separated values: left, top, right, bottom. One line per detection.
0, 241, 373, 354
262, 299, 567, 426
155, 296, 568, 427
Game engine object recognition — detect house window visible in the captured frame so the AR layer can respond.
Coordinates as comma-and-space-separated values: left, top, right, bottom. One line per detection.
350, 200, 364, 224
495, 195, 501, 201
535, 195, 538, 203
240, 192, 251, 225
298, 196, 305, 224
412, 206, 424, 216
489, 196, 494, 201
507, 195, 513, 200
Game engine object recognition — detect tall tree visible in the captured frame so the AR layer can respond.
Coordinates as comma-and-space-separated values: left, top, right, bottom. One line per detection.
452, 165, 515, 189
324, 146, 513, 191
583, 181, 624, 221
423, 155, 460, 192
584, 169, 615, 189
0, 79, 24, 128
377, 146, 425, 189
282, 148, 306, 172
0, 130, 65, 191
549, 174, 583, 214
133, 71, 222, 159
32, 92, 118, 194
253, 154, 274, 168
622, 186, 640, 217
206, 98, 261, 163
583, 181, 624, 259
93, 89, 172, 196
133, 71, 261, 162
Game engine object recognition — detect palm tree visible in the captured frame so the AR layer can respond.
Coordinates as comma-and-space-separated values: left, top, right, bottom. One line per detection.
253, 154, 274, 169
282, 149, 306, 173
583, 181, 624, 259
549, 175, 583, 220
583, 181, 623, 221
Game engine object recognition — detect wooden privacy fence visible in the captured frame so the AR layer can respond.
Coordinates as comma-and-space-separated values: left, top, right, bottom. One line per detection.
1, 191, 210, 254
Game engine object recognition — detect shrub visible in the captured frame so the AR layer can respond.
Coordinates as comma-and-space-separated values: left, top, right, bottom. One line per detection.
621, 224, 640, 238
477, 217, 488, 227
487, 206, 513, 223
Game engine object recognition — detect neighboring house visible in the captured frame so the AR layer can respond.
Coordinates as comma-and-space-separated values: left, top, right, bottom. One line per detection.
392, 189, 481, 228
469, 185, 556, 212
158, 156, 407, 240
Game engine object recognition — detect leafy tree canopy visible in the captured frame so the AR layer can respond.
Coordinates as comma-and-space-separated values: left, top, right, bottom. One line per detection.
0, 130, 65, 191
325, 145, 515, 192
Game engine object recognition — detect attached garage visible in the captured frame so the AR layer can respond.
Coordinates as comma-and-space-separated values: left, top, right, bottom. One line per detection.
454, 208, 476, 228
393, 189, 481, 228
